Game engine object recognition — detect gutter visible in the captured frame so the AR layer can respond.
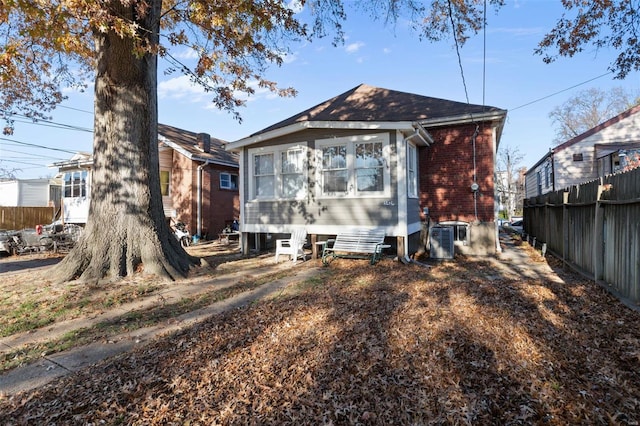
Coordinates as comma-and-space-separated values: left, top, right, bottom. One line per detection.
404, 122, 433, 146
196, 160, 212, 238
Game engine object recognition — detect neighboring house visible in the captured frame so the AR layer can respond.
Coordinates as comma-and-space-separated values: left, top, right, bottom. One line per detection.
525, 105, 640, 199
0, 178, 61, 209
51, 124, 239, 238
225, 84, 507, 257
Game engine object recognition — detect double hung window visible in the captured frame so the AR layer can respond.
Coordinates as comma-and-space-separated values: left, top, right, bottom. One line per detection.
407, 143, 418, 198
250, 144, 307, 200
317, 134, 389, 198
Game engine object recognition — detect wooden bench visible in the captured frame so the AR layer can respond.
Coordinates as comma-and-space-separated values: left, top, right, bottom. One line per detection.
321, 228, 389, 265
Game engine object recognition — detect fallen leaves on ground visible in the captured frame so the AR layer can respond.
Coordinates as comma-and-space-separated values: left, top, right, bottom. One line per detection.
1, 251, 639, 425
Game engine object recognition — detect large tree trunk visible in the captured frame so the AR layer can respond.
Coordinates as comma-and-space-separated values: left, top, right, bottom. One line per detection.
53, 0, 200, 284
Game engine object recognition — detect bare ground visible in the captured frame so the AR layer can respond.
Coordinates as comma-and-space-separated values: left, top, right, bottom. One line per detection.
0, 238, 639, 425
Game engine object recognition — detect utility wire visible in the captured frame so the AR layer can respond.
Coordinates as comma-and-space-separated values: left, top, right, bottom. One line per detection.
447, 0, 470, 104
1, 147, 67, 160
509, 71, 614, 111
0, 137, 79, 154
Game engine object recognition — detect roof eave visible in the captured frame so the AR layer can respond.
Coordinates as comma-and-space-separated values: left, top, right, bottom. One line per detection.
225, 120, 430, 151
418, 110, 507, 128
160, 137, 239, 168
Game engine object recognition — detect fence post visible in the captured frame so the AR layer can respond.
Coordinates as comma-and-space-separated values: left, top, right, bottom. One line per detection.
593, 183, 606, 282
562, 191, 569, 269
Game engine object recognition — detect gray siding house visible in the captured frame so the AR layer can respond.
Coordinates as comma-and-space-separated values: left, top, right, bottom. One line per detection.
226, 84, 506, 258
525, 105, 640, 199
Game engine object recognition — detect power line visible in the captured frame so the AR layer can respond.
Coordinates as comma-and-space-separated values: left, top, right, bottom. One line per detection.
58, 105, 93, 114
447, 0, 470, 104
509, 71, 614, 111
0, 137, 79, 154
0, 159, 53, 168
1, 147, 67, 160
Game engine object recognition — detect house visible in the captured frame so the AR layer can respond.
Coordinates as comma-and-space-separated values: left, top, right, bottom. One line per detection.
525, 105, 640, 199
0, 178, 61, 209
225, 84, 507, 258
51, 124, 239, 238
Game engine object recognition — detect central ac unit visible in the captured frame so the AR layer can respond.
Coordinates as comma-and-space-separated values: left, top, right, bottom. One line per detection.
430, 226, 454, 259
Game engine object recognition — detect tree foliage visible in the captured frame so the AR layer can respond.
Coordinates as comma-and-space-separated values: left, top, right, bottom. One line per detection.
549, 86, 640, 145
536, 1, 640, 79
496, 144, 524, 218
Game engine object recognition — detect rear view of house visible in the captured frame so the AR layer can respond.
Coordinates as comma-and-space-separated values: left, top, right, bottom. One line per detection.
226, 84, 506, 258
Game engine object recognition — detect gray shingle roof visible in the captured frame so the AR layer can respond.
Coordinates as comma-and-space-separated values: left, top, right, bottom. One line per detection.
251, 84, 505, 136
158, 123, 238, 166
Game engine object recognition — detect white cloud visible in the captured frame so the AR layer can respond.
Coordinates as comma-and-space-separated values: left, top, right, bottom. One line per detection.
383, 48, 392, 54
287, 0, 304, 14
345, 42, 365, 54
158, 75, 208, 101
173, 48, 199, 60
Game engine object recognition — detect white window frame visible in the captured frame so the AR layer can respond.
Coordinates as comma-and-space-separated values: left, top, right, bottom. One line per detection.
220, 172, 239, 190
248, 143, 308, 201
63, 170, 88, 198
439, 221, 469, 246
316, 134, 391, 199
407, 143, 418, 198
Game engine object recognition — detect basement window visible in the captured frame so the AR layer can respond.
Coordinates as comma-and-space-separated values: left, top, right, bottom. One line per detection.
438, 221, 469, 246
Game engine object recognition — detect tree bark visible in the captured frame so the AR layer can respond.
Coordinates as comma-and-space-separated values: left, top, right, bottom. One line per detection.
53, 0, 200, 284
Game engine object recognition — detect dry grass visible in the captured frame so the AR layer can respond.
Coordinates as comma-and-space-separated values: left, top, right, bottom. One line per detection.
0, 244, 639, 425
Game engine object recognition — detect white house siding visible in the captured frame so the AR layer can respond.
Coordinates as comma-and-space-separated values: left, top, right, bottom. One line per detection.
0, 181, 18, 206
158, 147, 175, 217
0, 179, 51, 207
527, 108, 640, 198
240, 128, 404, 236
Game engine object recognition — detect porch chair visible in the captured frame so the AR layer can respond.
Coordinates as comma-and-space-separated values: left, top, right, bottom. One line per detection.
275, 228, 307, 264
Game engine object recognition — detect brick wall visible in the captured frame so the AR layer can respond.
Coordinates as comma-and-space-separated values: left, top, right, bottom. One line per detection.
202, 165, 240, 238
419, 123, 495, 223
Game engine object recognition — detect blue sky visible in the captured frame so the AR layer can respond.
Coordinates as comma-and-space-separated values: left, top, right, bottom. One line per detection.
3, 0, 639, 179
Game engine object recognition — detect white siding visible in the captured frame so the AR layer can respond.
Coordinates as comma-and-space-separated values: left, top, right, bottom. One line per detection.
0, 181, 18, 206
0, 179, 50, 206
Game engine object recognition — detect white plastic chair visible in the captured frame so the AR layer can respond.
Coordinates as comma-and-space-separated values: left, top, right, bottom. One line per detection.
275, 228, 307, 264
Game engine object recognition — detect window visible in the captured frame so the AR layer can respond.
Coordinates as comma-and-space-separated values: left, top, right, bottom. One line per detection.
220, 172, 238, 190
355, 141, 384, 192
63, 171, 87, 197
160, 170, 170, 196
544, 163, 550, 188
317, 134, 390, 198
249, 144, 307, 200
281, 148, 305, 198
407, 144, 417, 198
439, 221, 469, 245
321, 144, 348, 193
573, 153, 583, 162
253, 153, 275, 198
536, 171, 542, 195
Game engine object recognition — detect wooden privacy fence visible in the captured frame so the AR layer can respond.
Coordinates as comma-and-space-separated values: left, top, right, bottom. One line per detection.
0, 206, 55, 230
524, 166, 640, 306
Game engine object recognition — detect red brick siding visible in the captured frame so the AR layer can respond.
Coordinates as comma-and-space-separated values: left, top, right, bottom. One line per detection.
169, 153, 239, 239
419, 124, 495, 223
170, 153, 195, 230
201, 165, 239, 238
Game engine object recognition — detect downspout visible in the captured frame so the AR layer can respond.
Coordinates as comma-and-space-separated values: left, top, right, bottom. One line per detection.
197, 161, 212, 238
